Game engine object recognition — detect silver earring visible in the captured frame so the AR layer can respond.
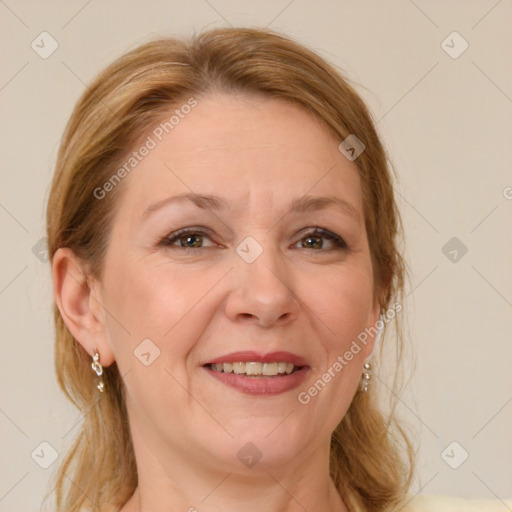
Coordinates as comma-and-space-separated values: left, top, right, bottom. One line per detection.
91, 348, 104, 393
360, 362, 371, 392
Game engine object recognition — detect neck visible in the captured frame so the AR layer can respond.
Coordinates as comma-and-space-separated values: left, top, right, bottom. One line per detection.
124, 477, 348, 512
120, 438, 349, 512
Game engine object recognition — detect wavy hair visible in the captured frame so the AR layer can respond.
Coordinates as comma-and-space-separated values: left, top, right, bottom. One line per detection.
45, 27, 415, 512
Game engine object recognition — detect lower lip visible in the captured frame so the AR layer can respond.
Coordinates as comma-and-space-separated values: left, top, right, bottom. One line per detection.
204, 366, 309, 396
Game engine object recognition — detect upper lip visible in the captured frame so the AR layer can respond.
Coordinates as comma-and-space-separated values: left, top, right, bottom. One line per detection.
204, 351, 309, 367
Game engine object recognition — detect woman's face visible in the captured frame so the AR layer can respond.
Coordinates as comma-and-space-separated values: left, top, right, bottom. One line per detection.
92, 92, 379, 472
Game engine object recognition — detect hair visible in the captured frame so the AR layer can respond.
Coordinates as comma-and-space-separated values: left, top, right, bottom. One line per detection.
45, 26, 415, 512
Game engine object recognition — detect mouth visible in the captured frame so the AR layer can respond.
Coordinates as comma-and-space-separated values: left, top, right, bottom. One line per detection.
206, 361, 301, 377
202, 351, 310, 396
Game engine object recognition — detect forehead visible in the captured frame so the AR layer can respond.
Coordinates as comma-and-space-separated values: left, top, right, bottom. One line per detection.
115, 92, 364, 218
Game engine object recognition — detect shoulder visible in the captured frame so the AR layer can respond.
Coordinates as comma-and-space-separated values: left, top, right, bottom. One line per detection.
399, 494, 512, 512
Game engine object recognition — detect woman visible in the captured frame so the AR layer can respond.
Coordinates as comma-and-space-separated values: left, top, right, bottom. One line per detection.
45, 27, 414, 512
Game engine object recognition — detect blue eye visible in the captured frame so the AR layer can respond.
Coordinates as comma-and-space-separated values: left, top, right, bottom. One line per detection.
160, 227, 348, 251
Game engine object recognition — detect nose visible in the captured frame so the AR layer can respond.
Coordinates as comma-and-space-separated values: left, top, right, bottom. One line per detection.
224, 243, 300, 328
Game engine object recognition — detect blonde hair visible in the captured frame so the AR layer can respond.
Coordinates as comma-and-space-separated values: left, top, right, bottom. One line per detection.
45, 27, 414, 512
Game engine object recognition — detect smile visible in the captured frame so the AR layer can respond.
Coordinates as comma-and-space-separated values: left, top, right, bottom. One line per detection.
203, 351, 310, 396
208, 361, 297, 377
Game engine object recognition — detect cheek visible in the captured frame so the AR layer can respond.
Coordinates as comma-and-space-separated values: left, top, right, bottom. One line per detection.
99, 260, 205, 416
303, 263, 374, 348
99, 254, 184, 357
299, 267, 374, 424
100, 254, 227, 364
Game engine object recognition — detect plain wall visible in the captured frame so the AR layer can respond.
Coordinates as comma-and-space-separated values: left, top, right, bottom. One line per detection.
1, 1, 511, 510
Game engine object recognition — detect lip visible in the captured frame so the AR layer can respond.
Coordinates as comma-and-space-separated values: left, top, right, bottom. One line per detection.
204, 366, 309, 396
202, 351, 310, 396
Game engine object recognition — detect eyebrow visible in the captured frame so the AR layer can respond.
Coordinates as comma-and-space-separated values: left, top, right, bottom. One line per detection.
142, 192, 361, 224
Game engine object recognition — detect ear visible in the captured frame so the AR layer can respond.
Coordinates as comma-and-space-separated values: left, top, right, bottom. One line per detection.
52, 247, 115, 366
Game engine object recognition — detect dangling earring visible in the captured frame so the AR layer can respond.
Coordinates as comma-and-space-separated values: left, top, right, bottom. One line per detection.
360, 361, 371, 392
360, 322, 382, 392
91, 348, 104, 393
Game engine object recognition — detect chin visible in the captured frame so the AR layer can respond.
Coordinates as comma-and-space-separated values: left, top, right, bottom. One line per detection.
203, 419, 310, 470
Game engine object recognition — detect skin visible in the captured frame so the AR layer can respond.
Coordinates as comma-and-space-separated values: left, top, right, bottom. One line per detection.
53, 91, 380, 512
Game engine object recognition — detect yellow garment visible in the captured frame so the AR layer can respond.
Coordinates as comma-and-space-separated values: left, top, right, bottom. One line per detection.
400, 494, 512, 512
80, 494, 512, 511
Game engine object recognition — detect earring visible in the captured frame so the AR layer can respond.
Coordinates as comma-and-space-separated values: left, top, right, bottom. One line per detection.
91, 348, 104, 393
360, 361, 371, 392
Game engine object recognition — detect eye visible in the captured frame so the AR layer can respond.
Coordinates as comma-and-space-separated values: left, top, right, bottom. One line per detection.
160, 227, 216, 249
295, 227, 348, 251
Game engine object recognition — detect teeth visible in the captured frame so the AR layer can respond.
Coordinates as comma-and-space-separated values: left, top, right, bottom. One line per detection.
210, 361, 298, 376
245, 362, 262, 375
262, 362, 278, 376
277, 362, 287, 374
232, 362, 244, 374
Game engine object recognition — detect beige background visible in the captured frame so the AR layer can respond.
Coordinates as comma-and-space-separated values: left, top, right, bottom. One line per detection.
1, 1, 511, 510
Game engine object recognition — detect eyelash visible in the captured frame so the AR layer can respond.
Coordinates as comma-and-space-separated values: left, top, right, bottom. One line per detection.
159, 227, 348, 252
